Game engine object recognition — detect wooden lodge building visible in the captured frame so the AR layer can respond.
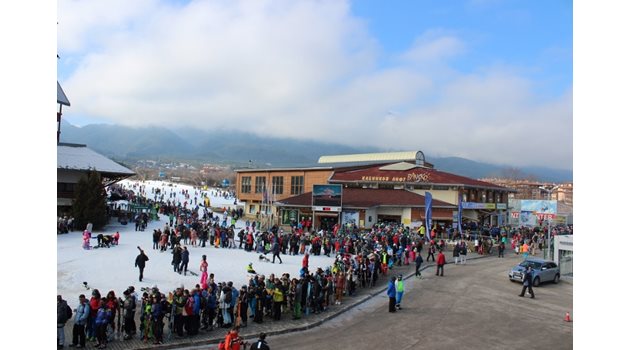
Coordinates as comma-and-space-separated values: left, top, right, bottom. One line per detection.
235, 151, 512, 231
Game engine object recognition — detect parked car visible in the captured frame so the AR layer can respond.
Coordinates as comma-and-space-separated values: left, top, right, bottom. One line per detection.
508, 258, 560, 287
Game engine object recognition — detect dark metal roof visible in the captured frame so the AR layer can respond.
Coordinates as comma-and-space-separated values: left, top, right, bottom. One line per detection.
330, 163, 508, 190
57, 81, 70, 106
275, 187, 456, 209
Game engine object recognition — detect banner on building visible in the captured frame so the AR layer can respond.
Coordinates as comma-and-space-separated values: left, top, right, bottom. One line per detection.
461, 202, 496, 210
282, 209, 299, 225
342, 210, 359, 226
520, 200, 557, 215
425, 192, 432, 241
457, 193, 463, 235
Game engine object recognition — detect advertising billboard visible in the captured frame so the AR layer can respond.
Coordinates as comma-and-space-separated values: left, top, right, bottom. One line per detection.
312, 184, 342, 209
520, 200, 557, 215
342, 210, 359, 226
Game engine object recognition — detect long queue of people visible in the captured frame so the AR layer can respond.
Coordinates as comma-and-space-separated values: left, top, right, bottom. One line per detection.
60, 221, 437, 349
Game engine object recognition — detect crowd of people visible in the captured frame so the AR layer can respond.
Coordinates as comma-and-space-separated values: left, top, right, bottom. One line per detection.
58, 180, 571, 349
59, 207, 445, 349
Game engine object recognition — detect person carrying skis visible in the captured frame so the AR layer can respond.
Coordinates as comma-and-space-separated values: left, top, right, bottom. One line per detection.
135, 247, 149, 282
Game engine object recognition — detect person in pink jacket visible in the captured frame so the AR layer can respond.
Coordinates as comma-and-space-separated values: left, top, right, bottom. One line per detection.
82, 230, 91, 250
200, 255, 209, 288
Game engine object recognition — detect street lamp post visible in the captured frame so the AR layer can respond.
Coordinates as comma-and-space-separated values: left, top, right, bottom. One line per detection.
539, 185, 560, 260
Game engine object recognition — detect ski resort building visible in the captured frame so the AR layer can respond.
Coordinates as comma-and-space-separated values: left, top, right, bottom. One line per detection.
57, 143, 135, 214
235, 151, 512, 231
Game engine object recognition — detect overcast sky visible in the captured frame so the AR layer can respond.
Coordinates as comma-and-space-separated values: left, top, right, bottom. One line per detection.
57, 0, 572, 170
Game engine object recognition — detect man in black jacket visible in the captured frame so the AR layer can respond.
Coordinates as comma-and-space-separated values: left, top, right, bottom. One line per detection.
250, 332, 270, 350
519, 266, 535, 298
135, 247, 149, 282
271, 240, 282, 264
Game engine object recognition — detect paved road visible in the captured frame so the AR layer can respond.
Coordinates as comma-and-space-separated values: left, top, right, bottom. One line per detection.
264, 254, 573, 350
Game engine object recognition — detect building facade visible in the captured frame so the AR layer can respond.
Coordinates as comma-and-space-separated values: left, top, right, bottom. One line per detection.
57, 143, 135, 215
235, 151, 512, 231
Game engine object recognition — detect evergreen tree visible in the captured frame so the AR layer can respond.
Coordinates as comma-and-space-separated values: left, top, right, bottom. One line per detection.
72, 170, 109, 231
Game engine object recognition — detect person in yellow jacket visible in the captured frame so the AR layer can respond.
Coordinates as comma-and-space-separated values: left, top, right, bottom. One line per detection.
395, 274, 405, 310
272, 281, 284, 321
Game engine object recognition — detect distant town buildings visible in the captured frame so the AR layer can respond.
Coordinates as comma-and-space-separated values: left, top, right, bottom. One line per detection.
479, 178, 573, 207
480, 178, 573, 226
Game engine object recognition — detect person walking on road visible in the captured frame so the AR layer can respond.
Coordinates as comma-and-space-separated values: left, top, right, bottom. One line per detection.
452, 243, 460, 264
436, 249, 446, 276
135, 247, 149, 282
426, 242, 436, 262
519, 266, 535, 299
249, 332, 270, 350
459, 241, 467, 264
387, 276, 397, 313
415, 252, 424, 278
498, 241, 505, 258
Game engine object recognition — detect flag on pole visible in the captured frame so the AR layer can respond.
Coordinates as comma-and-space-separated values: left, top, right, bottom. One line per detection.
262, 183, 268, 204
458, 192, 463, 236
425, 192, 433, 241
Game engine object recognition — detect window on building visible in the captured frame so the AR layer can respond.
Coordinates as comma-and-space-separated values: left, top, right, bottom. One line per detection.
241, 176, 251, 193
255, 176, 266, 193
291, 176, 304, 195
481, 191, 487, 202
57, 182, 75, 194
272, 176, 284, 195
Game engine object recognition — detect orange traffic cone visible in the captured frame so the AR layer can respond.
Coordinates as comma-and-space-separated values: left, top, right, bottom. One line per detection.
564, 312, 572, 322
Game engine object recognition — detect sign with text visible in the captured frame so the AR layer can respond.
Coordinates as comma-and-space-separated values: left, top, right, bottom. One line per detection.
313, 206, 342, 212
461, 202, 496, 210
361, 172, 430, 183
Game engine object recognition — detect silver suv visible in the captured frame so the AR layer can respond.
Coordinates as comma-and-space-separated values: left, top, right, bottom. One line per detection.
509, 258, 560, 287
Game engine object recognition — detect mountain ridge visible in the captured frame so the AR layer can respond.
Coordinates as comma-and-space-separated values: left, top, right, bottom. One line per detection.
58, 121, 572, 182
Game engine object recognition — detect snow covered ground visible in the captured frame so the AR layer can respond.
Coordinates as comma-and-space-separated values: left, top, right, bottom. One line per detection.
57, 179, 336, 309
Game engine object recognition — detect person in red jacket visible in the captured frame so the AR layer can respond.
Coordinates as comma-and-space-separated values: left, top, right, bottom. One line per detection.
436, 250, 446, 276
302, 252, 309, 270
220, 326, 246, 350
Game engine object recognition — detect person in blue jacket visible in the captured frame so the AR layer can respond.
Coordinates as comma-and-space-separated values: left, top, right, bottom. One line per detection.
69, 294, 90, 348
94, 298, 112, 349
151, 294, 164, 345
387, 276, 397, 313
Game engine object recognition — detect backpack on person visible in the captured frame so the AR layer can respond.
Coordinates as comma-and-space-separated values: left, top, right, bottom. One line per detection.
223, 287, 232, 304
65, 304, 73, 321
